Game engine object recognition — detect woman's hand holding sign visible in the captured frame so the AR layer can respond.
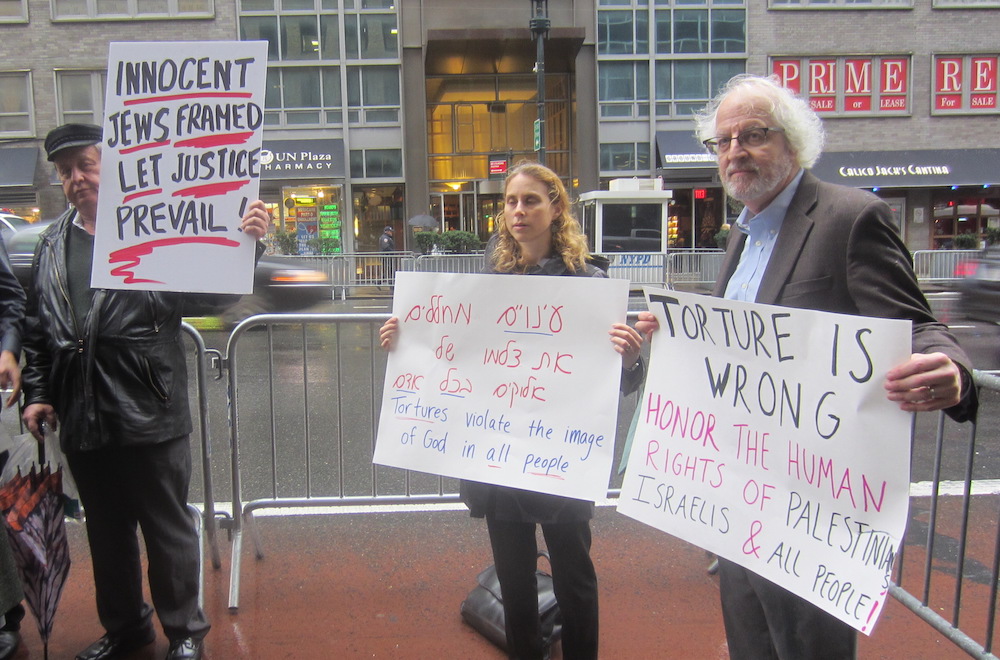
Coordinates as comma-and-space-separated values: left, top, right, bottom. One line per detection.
609, 323, 643, 370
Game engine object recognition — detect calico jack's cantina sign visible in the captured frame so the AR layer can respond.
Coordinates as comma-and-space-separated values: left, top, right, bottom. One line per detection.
811, 149, 1000, 188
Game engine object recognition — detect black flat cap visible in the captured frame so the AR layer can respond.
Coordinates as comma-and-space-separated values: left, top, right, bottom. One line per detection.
44, 123, 103, 161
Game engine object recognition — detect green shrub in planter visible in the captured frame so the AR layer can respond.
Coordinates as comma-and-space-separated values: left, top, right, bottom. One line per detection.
953, 233, 980, 250
414, 231, 439, 254
307, 236, 342, 254
714, 226, 730, 249
273, 230, 299, 255
985, 227, 1000, 246
438, 230, 482, 253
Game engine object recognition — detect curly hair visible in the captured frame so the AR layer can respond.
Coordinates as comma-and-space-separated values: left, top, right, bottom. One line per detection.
490, 162, 591, 274
694, 74, 826, 169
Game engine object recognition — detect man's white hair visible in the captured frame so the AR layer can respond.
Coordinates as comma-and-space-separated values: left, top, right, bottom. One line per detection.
694, 74, 826, 169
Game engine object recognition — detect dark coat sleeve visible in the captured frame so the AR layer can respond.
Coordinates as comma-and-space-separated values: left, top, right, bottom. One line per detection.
717, 172, 978, 423
0, 238, 25, 356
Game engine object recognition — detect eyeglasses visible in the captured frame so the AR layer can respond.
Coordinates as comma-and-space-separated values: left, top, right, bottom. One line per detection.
702, 127, 784, 155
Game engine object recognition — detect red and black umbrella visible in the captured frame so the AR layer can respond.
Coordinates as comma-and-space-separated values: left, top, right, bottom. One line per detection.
0, 464, 71, 660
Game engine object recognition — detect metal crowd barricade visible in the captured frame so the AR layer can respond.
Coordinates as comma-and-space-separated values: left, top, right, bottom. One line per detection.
891, 370, 1000, 659
403, 252, 486, 274
180, 322, 223, 598
221, 312, 464, 611
912, 249, 979, 285
666, 249, 725, 290
282, 252, 412, 298
604, 252, 668, 289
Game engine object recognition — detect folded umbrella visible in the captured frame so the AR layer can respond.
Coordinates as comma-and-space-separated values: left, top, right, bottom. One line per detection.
0, 464, 71, 660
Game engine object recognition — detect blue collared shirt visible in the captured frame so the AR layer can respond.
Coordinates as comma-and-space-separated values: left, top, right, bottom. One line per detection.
724, 169, 805, 302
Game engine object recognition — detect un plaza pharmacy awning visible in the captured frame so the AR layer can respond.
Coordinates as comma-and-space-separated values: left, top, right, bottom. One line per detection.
811, 149, 1000, 188
258, 139, 345, 180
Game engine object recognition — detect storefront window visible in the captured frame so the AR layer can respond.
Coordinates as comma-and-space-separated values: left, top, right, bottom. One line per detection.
274, 185, 344, 255
931, 189, 1000, 249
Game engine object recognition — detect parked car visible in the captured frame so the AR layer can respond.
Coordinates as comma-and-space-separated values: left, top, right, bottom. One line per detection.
6, 221, 333, 324
956, 245, 1000, 324
0, 212, 30, 245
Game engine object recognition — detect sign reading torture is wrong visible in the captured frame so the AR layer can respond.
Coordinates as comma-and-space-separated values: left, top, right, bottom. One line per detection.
617, 288, 912, 634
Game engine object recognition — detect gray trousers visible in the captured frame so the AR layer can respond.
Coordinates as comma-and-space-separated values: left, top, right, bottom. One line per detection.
67, 436, 209, 642
718, 557, 856, 660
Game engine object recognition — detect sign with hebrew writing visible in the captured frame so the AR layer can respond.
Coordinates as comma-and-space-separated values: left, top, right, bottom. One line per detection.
92, 41, 268, 293
374, 271, 630, 501
618, 288, 912, 634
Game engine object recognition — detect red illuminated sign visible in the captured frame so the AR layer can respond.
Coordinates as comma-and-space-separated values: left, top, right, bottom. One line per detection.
693, 189, 706, 200
489, 159, 508, 175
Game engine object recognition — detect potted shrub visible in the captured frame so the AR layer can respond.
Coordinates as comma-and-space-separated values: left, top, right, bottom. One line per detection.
953, 233, 980, 250
273, 230, 299, 255
307, 236, 342, 255
438, 230, 482, 253
714, 224, 731, 249
414, 231, 439, 254
985, 227, 1000, 247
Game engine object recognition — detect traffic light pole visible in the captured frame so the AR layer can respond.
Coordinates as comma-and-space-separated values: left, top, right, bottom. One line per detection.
530, 0, 550, 165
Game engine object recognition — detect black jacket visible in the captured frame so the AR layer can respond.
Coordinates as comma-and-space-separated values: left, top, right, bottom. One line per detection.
460, 252, 644, 523
21, 208, 253, 453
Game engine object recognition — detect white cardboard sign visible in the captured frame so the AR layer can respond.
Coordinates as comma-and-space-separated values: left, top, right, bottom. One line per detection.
373, 271, 630, 501
92, 40, 268, 293
617, 287, 912, 634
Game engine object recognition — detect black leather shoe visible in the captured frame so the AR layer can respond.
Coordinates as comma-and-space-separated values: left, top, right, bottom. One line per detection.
166, 637, 204, 660
0, 630, 19, 660
75, 628, 156, 660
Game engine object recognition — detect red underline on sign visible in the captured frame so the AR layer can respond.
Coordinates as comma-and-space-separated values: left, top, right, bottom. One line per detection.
122, 188, 163, 204
120, 140, 171, 154
396, 417, 432, 423
488, 465, 503, 469
172, 180, 250, 199
109, 236, 240, 284
124, 91, 253, 106
175, 132, 254, 148
528, 473, 565, 480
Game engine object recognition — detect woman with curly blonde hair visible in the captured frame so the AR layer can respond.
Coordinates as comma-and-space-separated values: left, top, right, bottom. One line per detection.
488, 162, 591, 275
381, 161, 643, 659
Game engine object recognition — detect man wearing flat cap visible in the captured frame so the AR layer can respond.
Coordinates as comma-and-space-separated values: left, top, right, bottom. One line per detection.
20, 124, 271, 660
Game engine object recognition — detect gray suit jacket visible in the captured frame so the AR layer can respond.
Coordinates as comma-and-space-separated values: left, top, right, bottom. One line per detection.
714, 170, 977, 422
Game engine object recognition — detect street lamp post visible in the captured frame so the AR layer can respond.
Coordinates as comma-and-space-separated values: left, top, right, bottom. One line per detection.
529, 0, 550, 165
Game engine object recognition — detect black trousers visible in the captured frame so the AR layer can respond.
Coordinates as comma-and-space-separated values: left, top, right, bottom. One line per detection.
718, 558, 856, 660
67, 436, 209, 642
486, 516, 598, 660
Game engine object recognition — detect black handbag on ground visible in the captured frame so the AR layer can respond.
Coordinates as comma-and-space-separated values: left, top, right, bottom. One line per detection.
460, 550, 562, 652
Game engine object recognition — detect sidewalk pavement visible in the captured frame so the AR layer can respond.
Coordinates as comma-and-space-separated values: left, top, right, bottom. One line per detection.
9, 505, 970, 659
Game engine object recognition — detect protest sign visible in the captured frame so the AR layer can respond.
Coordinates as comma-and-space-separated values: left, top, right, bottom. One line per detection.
617, 288, 912, 634
373, 271, 630, 501
92, 40, 268, 294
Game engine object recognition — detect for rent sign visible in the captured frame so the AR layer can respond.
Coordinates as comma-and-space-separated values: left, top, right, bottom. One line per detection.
618, 288, 912, 634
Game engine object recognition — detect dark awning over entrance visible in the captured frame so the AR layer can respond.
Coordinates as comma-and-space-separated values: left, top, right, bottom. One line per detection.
0, 147, 39, 187
654, 131, 717, 184
811, 149, 1000, 188
260, 139, 345, 181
